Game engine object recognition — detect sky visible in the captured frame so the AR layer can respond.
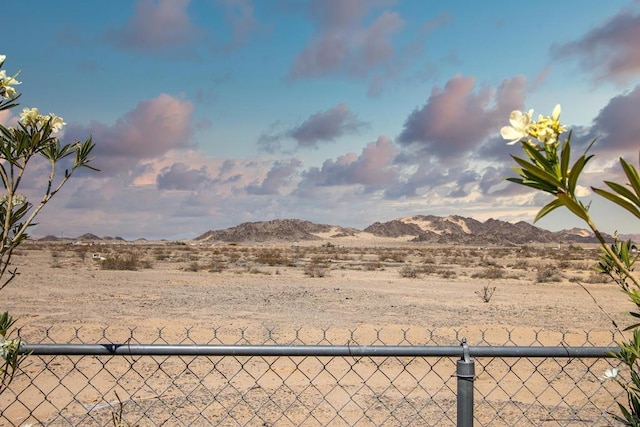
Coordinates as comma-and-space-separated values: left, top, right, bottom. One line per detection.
1, 0, 640, 240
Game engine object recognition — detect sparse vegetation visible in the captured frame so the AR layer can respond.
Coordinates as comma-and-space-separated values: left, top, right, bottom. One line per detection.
536, 264, 563, 283
399, 265, 419, 278
101, 252, 142, 271
304, 256, 329, 277
472, 266, 505, 279
476, 285, 497, 303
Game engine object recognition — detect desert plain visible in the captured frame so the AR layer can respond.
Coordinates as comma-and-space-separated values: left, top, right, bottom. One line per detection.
6, 236, 634, 345
1, 236, 634, 426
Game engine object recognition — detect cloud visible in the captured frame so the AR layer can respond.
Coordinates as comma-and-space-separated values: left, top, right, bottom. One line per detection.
217, 0, 260, 51
287, 1, 403, 80
590, 84, 640, 153
296, 136, 398, 193
106, 0, 205, 53
551, 7, 640, 84
290, 103, 366, 147
397, 75, 526, 162
258, 103, 367, 152
66, 94, 194, 175
157, 162, 211, 190
246, 159, 302, 195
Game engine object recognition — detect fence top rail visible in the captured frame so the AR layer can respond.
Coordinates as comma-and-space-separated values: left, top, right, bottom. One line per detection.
20, 343, 620, 358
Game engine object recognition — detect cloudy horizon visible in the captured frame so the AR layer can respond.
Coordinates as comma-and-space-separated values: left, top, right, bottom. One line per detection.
3, 0, 640, 240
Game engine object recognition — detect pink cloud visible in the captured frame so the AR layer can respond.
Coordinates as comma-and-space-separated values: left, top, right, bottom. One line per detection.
297, 136, 398, 190
590, 84, 640, 153
106, 0, 205, 52
397, 75, 526, 161
258, 103, 367, 152
246, 159, 303, 195
288, 0, 404, 80
67, 94, 193, 175
551, 8, 640, 84
217, 0, 260, 51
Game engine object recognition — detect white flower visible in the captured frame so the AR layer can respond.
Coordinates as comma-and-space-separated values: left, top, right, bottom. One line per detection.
600, 367, 619, 381
552, 104, 561, 121
501, 109, 533, 145
0, 55, 5, 64
46, 113, 66, 133
19, 107, 40, 126
0, 69, 21, 99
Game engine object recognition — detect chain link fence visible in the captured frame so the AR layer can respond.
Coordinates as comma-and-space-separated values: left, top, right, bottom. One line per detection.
0, 327, 624, 426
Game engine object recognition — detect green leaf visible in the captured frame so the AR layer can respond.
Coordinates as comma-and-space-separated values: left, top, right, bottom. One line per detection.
620, 157, 640, 199
560, 138, 570, 182
534, 198, 564, 223
593, 188, 640, 220
557, 193, 589, 222
511, 155, 562, 190
567, 154, 594, 194
604, 181, 640, 206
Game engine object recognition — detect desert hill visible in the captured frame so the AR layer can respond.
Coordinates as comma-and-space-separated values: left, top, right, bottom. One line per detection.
195, 219, 360, 243
195, 215, 613, 245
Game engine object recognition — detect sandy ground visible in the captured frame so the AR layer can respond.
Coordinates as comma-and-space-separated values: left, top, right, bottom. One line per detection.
5, 240, 632, 344
0, 241, 631, 426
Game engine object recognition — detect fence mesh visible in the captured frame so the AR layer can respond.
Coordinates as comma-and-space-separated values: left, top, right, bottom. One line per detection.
0, 327, 624, 426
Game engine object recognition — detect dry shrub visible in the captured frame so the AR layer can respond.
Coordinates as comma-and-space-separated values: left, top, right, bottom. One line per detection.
255, 248, 291, 266
184, 262, 199, 272
100, 252, 141, 271
364, 261, 382, 271
536, 264, 563, 283
439, 268, 457, 279
583, 271, 609, 283
207, 258, 227, 273
304, 256, 329, 277
509, 259, 529, 270
472, 266, 505, 279
476, 285, 497, 303
399, 265, 419, 278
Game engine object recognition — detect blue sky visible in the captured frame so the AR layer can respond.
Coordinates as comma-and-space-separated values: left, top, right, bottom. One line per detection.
2, 0, 640, 240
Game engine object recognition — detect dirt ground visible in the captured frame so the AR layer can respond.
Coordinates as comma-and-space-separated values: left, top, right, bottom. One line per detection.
5, 240, 632, 345
0, 240, 632, 426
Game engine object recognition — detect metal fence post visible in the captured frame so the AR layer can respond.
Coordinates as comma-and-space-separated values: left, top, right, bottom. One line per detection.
457, 338, 475, 427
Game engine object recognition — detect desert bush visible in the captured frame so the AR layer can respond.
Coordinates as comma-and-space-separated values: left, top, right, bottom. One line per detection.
101, 252, 141, 271
207, 258, 227, 273
255, 248, 291, 266
439, 268, 457, 279
184, 262, 199, 272
304, 256, 329, 277
420, 264, 438, 275
556, 260, 572, 270
363, 261, 382, 271
535, 264, 563, 283
399, 265, 419, 278
471, 266, 505, 279
476, 285, 497, 303
153, 248, 169, 261
583, 271, 609, 284
509, 259, 529, 270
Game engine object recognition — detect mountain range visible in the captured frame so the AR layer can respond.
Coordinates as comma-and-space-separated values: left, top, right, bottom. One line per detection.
193, 215, 627, 246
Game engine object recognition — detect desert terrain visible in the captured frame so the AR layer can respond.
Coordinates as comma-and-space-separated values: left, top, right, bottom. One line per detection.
1, 237, 633, 426
6, 236, 633, 345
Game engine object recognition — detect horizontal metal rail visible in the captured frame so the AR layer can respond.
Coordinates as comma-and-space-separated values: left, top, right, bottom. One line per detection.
21, 343, 619, 358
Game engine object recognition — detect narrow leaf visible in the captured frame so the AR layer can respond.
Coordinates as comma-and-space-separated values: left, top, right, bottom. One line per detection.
604, 180, 640, 206
567, 154, 594, 194
593, 188, 640, 220
511, 156, 562, 189
620, 157, 640, 198
534, 198, 564, 223
557, 193, 589, 222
